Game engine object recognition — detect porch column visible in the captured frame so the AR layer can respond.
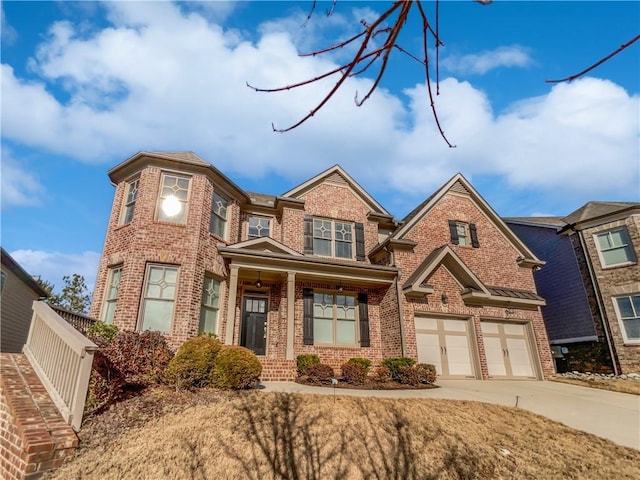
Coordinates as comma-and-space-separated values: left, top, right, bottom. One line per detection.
286, 272, 296, 360
225, 265, 239, 345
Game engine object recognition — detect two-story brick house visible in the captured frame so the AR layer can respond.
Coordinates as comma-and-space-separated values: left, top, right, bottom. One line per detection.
90, 151, 554, 380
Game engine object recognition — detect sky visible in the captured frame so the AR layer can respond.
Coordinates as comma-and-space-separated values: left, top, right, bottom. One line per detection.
1, 0, 639, 296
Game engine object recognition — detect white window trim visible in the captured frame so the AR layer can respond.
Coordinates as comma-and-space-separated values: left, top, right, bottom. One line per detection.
455, 222, 470, 247
247, 215, 272, 240
593, 228, 635, 269
312, 218, 355, 260
100, 266, 122, 325
155, 173, 191, 224
312, 291, 359, 346
199, 276, 221, 335
119, 178, 140, 225
210, 191, 229, 240
612, 294, 640, 344
138, 264, 179, 333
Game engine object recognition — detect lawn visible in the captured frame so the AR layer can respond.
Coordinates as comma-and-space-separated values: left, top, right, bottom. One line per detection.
49, 388, 640, 480
549, 376, 640, 395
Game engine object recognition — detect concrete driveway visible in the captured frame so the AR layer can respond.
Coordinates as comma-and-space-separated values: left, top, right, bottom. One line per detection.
261, 380, 640, 450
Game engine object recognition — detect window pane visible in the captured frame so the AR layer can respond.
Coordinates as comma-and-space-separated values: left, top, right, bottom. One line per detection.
146, 284, 162, 298
199, 307, 218, 334
210, 216, 224, 236
162, 285, 175, 299
103, 302, 116, 325
202, 278, 220, 308
602, 247, 631, 265
313, 220, 332, 239
597, 233, 613, 250
123, 206, 134, 224
314, 318, 333, 343
622, 319, 640, 339
141, 299, 173, 332
617, 297, 634, 318
149, 267, 163, 283
335, 223, 352, 241
336, 319, 356, 344
609, 230, 626, 247
313, 238, 332, 256
164, 268, 177, 284
335, 241, 352, 259
632, 295, 640, 314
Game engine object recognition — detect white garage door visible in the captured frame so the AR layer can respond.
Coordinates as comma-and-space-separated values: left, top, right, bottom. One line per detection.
415, 317, 476, 379
481, 321, 537, 379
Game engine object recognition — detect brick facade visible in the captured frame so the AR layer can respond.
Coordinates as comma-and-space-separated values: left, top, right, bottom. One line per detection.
90, 152, 554, 380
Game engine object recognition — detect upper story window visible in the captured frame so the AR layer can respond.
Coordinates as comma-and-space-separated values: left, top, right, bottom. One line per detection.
100, 266, 122, 325
614, 294, 640, 343
156, 174, 190, 223
139, 264, 177, 333
448, 220, 479, 248
210, 192, 228, 238
199, 276, 220, 335
120, 179, 139, 225
595, 227, 636, 268
312, 218, 353, 259
248, 216, 270, 239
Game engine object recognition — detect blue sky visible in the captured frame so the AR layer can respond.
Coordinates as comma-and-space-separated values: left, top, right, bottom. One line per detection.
1, 1, 639, 295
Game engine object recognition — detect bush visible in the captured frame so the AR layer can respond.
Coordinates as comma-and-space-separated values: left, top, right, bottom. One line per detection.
165, 335, 223, 389
87, 322, 119, 346
341, 362, 367, 385
297, 354, 321, 375
415, 363, 437, 384
372, 366, 392, 383
381, 357, 415, 381
396, 365, 421, 386
347, 357, 372, 372
304, 363, 335, 385
210, 346, 262, 389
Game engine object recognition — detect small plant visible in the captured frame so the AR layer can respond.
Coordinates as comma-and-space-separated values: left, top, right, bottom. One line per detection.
341, 362, 367, 385
381, 357, 416, 381
304, 363, 335, 385
297, 353, 320, 375
415, 363, 437, 384
210, 346, 262, 389
396, 365, 421, 386
87, 321, 119, 346
165, 335, 223, 389
372, 366, 392, 383
347, 357, 372, 372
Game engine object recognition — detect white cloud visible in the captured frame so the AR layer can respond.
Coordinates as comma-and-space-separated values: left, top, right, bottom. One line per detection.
0, 148, 46, 209
441, 45, 533, 75
9, 249, 101, 295
1, 1, 637, 206
1, 5, 17, 45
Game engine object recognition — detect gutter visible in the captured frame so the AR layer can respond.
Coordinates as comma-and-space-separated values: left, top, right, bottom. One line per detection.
390, 249, 406, 357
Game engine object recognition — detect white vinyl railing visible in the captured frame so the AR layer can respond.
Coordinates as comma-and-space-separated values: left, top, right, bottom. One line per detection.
23, 301, 98, 431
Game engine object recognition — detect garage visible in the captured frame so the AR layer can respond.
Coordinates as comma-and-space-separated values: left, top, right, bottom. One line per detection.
481, 321, 537, 379
415, 316, 477, 379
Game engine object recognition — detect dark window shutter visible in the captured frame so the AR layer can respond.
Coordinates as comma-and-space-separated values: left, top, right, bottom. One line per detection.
469, 223, 480, 248
355, 222, 366, 261
357, 293, 370, 347
622, 228, 637, 263
303, 216, 313, 255
448, 220, 459, 245
303, 288, 314, 345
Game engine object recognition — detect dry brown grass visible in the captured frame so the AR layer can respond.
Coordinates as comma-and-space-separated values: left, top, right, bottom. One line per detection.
550, 376, 640, 395
50, 389, 640, 480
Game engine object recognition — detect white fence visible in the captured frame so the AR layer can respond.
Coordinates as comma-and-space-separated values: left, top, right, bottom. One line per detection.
23, 301, 98, 431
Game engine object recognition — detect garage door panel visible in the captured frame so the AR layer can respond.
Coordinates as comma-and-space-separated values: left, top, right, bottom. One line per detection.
506, 337, 534, 377
483, 336, 507, 377
415, 318, 476, 379
416, 333, 443, 375
444, 334, 473, 376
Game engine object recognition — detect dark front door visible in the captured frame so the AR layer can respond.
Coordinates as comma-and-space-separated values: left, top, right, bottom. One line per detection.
241, 297, 267, 355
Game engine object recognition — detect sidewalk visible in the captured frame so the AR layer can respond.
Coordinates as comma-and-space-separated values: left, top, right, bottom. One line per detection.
260, 380, 640, 450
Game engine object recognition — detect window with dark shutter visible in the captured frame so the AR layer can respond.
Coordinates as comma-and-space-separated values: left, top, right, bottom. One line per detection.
448, 220, 459, 245
303, 216, 314, 255
355, 222, 366, 261
469, 223, 479, 248
303, 288, 314, 345
358, 293, 370, 347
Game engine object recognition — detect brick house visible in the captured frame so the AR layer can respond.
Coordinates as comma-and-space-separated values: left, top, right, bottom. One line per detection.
90, 151, 554, 380
507, 202, 640, 375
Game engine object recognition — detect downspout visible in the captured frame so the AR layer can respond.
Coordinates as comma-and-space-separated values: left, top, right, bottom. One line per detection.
389, 248, 406, 357
577, 230, 619, 375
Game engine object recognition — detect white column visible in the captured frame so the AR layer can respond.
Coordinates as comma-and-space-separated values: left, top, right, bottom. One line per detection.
225, 265, 240, 345
286, 272, 296, 360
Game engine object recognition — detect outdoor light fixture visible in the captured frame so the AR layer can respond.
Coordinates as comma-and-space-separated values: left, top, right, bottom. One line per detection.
255, 271, 262, 288
441, 293, 448, 304
505, 307, 515, 315
338, 281, 343, 292
161, 195, 182, 217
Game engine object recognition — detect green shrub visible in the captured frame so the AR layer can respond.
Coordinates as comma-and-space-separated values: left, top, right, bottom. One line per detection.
210, 346, 262, 389
165, 335, 223, 389
87, 322, 119, 346
341, 362, 367, 385
347, 357, 372, 372
381, 357, 416, 380
296, 354, 320, 375
372, 366, 392, 383
415, 363, 437, 384
397, 365, 421, 386
304, 363, 335, 385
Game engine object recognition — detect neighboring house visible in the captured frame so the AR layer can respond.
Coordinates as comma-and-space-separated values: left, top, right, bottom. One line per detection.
90, 151, 554, 380
507, 201, 640, 375
1, 247, 49, 352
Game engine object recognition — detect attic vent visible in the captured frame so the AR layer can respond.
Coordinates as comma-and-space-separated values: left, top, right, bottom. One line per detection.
449, 181, 470, 195
326, 172, 349, 186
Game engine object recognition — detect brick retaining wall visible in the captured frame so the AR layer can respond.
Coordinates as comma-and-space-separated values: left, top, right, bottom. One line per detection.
0, 354, 78, 479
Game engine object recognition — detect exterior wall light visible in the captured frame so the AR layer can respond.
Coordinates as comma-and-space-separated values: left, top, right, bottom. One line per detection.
441, 293, 448, 304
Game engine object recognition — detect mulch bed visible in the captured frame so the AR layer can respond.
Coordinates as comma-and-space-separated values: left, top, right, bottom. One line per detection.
295, 377, 439, 390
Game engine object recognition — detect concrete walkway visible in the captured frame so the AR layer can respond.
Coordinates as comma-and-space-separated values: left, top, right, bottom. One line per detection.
261, 380, 640, 450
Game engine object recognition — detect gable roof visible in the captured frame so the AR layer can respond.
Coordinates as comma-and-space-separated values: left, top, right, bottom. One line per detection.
1, 247, 49, 298
391, 173, 543, 266
282, 165, 390, 216
221, 237, 302, 257
504, 217, 567, 229
561, 201, 640, 226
